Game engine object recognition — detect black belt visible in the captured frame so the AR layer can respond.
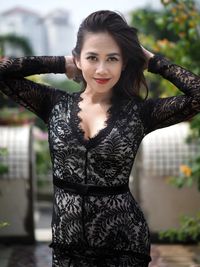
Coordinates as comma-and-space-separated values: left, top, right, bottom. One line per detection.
53, 176, 129, 196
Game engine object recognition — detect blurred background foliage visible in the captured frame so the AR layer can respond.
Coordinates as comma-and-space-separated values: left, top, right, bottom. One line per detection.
0, 147, 8, 175
131, 0, 200, 97
0, 222, 9, 229
0, 34, 33, 56
0, 35, 81, 182
0, 0, 200, 242
130, 0, 200, 243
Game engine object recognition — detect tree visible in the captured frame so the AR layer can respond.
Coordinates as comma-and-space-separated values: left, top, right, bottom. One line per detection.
0, 34, 33, 56
131, 0, 200, 243
0, 35, 32, 176
131, 0, 200, 96
0, 34, 34, 108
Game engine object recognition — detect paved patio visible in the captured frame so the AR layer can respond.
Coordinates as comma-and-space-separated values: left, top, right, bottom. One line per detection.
0, 243, 200, 267
150, 245, 200, 267
0, 202, 200, 266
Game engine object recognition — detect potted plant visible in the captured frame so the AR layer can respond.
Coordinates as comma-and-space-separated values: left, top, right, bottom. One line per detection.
0, 107, 36, 126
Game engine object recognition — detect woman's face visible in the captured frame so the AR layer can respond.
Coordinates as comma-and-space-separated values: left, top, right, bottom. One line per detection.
75, 31, 124, 95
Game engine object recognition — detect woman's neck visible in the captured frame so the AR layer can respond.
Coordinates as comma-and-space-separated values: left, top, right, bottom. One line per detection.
81, 87, 113, 105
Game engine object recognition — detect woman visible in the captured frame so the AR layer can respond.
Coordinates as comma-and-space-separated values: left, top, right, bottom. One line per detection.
0, 10, 200, 267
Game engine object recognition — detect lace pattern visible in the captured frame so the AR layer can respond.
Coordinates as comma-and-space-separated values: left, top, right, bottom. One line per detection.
1, 55, 200, 266
70, 91, 126, 149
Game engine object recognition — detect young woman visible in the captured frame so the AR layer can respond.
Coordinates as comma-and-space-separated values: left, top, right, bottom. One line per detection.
0, 10, 200, 267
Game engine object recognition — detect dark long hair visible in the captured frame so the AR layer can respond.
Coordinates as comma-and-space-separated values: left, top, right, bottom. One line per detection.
72, 10, 148, 99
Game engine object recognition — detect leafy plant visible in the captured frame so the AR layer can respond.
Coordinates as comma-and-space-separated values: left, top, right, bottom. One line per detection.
33, 128, 52, 188
168, 156, 200, 191
0, 107, 35, 125
131, 0, 200, 243
0, 147, 8, 175
35, 139, 51, 176
44, 77, 81, 93
0, 34, 33, 56
160, 213, 200, 243
0, 221, 9, 229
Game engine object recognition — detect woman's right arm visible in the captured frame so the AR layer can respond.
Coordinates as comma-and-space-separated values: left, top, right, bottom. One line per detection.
141, 54, 200, 134
0, 56, 67, 123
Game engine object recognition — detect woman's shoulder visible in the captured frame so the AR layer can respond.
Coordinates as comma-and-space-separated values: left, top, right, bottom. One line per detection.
113, 94, 143, 115
56, 89, 80, 98
60, 90, 82, 104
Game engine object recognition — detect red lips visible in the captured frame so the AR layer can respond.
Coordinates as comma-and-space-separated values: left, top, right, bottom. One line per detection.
94, 78, 110, 84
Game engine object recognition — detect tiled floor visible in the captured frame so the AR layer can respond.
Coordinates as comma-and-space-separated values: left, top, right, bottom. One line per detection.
0, 202, 200, 266
5, 243, 52, 267
0, 243, 199, 267
150, 245, 200, 267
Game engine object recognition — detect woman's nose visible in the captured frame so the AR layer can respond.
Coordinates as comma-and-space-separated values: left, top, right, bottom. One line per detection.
96, 62, 108, 75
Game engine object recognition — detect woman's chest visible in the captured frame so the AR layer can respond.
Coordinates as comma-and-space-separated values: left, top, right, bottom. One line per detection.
77, 101, 112, 141
48, 96, 145, 152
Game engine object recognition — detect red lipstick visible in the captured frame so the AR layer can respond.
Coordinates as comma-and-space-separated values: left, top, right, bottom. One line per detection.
94, 78, 110, 84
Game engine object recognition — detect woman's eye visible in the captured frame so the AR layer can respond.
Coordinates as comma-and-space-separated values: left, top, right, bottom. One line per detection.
108, 57, 119, 62
86, 56, 97, 61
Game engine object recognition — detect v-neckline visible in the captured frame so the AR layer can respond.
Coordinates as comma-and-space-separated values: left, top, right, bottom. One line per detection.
71, 91, 119, 148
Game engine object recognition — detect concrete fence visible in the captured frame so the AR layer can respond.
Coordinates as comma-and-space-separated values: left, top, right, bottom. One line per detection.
0, 125, 35, 243
130, 122, 200, 233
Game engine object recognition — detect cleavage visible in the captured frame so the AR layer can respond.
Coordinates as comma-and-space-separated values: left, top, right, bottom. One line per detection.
77, 101, 111, 140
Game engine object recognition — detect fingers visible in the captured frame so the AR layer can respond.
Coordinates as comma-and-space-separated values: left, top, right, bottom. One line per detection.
140, 46, 154, 70
73, 72, 82, 83
65, 56, 82, 82
141, 46, 154, 60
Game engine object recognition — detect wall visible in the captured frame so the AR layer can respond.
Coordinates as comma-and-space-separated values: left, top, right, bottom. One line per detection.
0, 126, 35, 243
131, 122, 200, 232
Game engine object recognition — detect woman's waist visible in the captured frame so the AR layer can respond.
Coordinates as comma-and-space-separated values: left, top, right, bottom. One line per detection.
53, 175, 129, 196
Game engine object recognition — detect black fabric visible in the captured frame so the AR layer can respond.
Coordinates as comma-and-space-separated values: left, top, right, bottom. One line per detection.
53, 175, 129, 196
51, 243, 151, 267
0, 55, 200, 266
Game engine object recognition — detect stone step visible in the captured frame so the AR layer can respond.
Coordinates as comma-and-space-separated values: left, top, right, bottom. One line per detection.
150, 245, 200, 267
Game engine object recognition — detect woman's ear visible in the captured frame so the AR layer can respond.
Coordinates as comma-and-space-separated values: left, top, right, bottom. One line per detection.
122, 58, 127, 71
74, 57, 82, 70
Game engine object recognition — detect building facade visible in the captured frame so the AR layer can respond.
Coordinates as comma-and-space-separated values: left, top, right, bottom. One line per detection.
0, 7, 74, 56
43, 10, 75, 56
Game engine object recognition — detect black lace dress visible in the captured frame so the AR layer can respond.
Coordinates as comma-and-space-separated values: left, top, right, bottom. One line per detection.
0, 55, 200, 267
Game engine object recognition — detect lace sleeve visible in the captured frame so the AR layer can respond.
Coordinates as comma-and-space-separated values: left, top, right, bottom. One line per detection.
141, 55, 200, 134
0, 56, 67, 123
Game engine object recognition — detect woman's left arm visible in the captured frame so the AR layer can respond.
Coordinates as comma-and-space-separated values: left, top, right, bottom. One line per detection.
0, 56, 66, 123
141, 52, 200, 134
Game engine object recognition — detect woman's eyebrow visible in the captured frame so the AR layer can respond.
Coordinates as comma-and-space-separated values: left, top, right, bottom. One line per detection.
107, 53, 121, 57
85, 52, 98, 56
85, 52, 121, 56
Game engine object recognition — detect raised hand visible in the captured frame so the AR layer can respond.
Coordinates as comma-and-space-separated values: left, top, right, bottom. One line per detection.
64, 56, 82, 83
141, 46, 154, 70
